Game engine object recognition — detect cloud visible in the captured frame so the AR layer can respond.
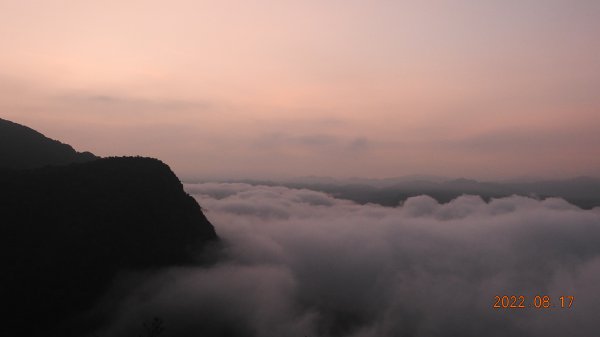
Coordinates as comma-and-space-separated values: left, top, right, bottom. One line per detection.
95, 183, 600, 337
252, 133, 371, 156
449, 127, 600, 155
253, 133, 340, 150
55, 92, 211, 115
348, 137, 369, 152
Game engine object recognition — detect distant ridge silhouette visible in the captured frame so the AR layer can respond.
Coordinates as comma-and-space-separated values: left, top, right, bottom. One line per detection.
226, 175, 600, 209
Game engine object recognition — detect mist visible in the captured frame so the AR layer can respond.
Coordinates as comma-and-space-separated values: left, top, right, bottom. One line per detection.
94, 183, 600, 337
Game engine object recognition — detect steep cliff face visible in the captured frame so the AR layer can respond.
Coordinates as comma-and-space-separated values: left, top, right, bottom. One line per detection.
0, 118, 98, 169
0, 119, 218, 336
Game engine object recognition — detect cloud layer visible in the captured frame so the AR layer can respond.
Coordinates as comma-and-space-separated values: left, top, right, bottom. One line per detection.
97, 183, 600, 337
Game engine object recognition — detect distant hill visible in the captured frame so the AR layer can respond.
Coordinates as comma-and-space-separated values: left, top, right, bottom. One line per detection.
224, 176, 600, 210
0, 118, 98, 169
0, 119, 218, 336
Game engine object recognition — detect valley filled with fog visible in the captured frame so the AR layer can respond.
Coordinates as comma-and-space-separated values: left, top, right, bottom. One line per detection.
96, 183, 600, 337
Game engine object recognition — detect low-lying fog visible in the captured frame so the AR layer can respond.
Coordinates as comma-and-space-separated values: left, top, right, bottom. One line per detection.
96, 183, 600, 337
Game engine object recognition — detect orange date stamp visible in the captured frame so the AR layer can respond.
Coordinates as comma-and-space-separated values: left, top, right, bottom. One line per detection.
493, 295, 574, 309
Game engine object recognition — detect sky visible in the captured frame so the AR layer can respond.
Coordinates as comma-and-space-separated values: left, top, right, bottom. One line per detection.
1, 0, 599, 180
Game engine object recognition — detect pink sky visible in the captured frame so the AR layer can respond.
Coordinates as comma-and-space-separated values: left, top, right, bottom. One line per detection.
1, 1, 599, 180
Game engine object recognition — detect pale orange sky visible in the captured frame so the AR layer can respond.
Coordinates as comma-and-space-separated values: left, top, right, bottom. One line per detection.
1, 0, 599, 180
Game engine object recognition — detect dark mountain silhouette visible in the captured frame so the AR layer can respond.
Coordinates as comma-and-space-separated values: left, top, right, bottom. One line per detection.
0, 119, 218, 336
0, 117, 98, 169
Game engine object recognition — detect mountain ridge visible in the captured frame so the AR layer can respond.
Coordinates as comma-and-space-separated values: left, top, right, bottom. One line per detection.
0, 118, 218, 336
0, 117, 98, 169
216, 175, 600, 210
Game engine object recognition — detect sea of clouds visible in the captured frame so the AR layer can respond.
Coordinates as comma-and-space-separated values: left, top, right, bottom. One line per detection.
96, 183, 600, 337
